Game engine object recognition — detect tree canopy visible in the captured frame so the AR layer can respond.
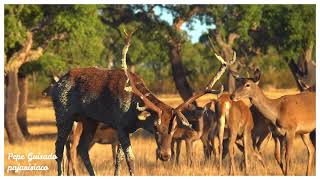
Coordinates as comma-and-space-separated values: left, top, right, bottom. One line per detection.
5, 4, 316, 93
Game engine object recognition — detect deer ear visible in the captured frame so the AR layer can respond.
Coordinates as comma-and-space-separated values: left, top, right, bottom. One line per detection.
53, 76, 59, 82
230, 70, 241, 80
138, 111, 151, 121
253, 68, 261, 84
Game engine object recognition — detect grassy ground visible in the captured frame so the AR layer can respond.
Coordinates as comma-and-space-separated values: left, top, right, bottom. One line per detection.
4, 88, 315, 176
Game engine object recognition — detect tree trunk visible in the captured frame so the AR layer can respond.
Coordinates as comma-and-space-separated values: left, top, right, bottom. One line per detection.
168, 7, 200, 104
288, 60, 304, 91
4, 31, 43, 144
214, 30, 240, 94
287, 44, 315, 91
222, 47, 238, 94
5, 70, 25, 144
169, 42, 195, 102
17, 75, 30, 137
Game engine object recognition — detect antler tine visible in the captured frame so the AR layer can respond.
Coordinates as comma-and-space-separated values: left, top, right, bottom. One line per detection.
219, 82, 224, 92
214, 53, 227, 65
208, 35, 215, 50
229, 69, 244, 79
229, 51, 237, 65
123, 27, 137, 43
175, 42, 237, 128
120, 27, 163, 125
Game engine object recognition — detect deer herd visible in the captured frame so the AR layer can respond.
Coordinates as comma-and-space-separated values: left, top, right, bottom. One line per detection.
43, 32, 316, 176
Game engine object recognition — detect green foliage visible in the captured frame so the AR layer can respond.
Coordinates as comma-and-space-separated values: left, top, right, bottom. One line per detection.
5, 4, 107, 76
259, 5, 315, 60
5, 4, 316, 98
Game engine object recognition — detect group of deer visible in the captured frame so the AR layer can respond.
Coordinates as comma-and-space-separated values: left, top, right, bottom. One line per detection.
46, 31, 315, 176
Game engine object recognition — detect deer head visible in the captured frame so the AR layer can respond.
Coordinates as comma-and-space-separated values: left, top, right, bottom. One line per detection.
42, 75, 59, 97
230, 68, 261, 101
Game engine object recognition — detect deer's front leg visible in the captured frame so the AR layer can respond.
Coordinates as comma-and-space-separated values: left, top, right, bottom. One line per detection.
114, 145, 125, 176
218, 115, 226, 174
117, 129, 135, 176
285, 131, 295, 176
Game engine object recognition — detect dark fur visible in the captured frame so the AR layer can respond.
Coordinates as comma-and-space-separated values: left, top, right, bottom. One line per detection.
51, 68, 163, 175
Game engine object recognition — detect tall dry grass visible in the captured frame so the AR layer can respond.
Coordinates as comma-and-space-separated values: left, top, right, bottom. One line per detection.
4, 88, 315, 176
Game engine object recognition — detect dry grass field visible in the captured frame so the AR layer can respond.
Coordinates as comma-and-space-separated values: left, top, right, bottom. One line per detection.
4, 88, 316, 176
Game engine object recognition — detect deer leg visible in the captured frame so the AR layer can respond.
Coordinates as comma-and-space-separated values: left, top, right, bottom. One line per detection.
228, 132, 237, 175
65, 139, 71, 176
175, 140, 182, 165
201, 136, 210, 161
274, 136, 285, 175
285, 131, 295, 176
301, 133, 315, 176
243, 132, 250, 175
186, 140, 193, 166
211, 135, 219, 161
112, 144, 117, 165
170, 140, 176, 163
70, 122, 83, 176
114, 145, 125, 176
117, 128, 135, 176
280, 137, 287, 172
55, 119, 74, 176
218, 116, 225, 174
77, 122, 97, 176
247, 130, 266, 175
256, 132, 272, 153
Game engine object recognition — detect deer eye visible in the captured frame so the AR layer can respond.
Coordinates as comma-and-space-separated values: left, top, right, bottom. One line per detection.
245, 84, 250, 87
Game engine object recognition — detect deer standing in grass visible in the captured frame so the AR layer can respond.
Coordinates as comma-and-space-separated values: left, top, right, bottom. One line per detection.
64, 122, 119, 175
50, 29, 236, 175
215, 92, 265, 175
156, 105, 215, 166
230, 69, 315, 176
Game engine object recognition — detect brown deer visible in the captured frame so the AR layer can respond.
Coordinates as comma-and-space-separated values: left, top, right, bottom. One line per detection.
64, 122, 119, 175
170, 107, 205, 165
215, 93, 265, 175
230, 69, 315, 176
156, 105, 214, 166
206, 102, 272, 165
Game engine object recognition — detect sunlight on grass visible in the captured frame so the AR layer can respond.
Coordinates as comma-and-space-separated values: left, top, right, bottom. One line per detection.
5, 89, 314, 176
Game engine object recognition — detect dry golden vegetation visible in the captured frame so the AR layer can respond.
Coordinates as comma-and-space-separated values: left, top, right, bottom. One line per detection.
4, 88, 315, 176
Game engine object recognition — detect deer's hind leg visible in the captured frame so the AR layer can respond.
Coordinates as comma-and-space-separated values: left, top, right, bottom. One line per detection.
228, 131, 237, 175
55, 117, 74, 176
244, 129, 266, 175
186, 140, 193, 166
70, 122, 83, 176
175, 140, 182, 165
301, 133, 315, 176
77, 120, 97, 176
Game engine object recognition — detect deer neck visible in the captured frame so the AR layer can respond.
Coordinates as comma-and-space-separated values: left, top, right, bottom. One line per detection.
250, 87, 280, 125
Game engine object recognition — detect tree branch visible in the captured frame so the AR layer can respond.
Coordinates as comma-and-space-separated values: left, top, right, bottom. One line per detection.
5, 32, 43, 74
173, 6, 200, 31
228, 33, 240, 46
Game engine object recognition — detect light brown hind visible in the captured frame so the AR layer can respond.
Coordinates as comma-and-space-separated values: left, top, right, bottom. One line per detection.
216, 94, 265, 175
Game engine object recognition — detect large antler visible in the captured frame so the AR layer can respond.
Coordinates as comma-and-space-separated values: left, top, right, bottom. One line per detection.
121, 28, 163, 125
174, 48, 237, 127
